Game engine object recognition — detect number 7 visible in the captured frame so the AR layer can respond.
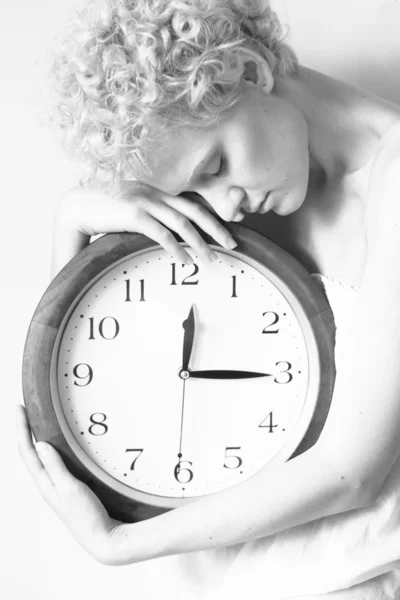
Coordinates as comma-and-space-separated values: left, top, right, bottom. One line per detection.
125, 448, 144, 470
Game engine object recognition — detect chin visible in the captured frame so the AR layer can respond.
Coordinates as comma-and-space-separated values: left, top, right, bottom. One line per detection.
274, 188, 307, 216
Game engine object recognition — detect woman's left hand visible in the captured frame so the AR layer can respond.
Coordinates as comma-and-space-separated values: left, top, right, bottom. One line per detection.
17, 404, 122, 563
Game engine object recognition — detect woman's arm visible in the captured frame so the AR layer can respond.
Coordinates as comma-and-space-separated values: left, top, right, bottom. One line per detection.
102, 126, 400, 565
50, 184, 237, 278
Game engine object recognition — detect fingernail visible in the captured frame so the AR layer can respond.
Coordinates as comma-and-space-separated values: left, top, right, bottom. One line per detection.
226, 237, 237, 249
184, 255, 194, 265
36, 442, 49, 456
208, 251, 218, 262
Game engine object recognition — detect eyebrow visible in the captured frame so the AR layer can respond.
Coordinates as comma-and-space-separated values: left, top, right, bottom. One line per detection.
181, 147, 218, 191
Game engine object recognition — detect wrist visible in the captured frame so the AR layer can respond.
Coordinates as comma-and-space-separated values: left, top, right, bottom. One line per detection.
54, 189, 88, 231
51, 199, 91, 279
102, 516, 171, 566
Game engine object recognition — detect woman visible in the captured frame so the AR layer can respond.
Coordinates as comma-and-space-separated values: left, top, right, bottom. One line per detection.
17, 0, 400, 595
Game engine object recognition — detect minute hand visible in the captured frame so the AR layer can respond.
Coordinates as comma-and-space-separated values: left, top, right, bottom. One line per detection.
189, 369, 273, 380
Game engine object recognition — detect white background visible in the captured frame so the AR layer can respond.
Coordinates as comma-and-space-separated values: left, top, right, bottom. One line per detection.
4, 1, 400, 598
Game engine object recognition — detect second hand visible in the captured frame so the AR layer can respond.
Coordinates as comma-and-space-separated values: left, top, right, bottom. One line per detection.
178, 378, 187, 463
177, 304, 196, 468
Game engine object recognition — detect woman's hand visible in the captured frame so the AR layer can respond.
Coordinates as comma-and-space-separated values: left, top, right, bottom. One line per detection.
52, 183, 237, 278
16, 404, 120, 564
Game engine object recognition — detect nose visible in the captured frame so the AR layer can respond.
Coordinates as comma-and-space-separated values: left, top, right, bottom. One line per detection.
198, 184, 246, 222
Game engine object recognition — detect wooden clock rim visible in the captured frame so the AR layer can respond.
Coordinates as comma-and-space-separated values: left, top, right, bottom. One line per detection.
22, 224, 336, 522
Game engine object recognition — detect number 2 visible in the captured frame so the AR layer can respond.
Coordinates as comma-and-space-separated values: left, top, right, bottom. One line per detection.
262, 311, 279, 334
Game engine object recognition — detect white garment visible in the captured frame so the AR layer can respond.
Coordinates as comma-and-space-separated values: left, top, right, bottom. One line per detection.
167, 274, 400, 599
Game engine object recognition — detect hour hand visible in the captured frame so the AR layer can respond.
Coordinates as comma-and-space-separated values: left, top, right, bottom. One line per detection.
182, 305, 195, 371
188, 369, 272, 380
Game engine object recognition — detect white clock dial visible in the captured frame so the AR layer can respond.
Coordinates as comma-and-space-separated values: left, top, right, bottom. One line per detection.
52, 245, 318, 504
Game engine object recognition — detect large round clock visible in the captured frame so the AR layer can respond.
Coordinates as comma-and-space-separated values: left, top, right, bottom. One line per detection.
22, 224, 335, 523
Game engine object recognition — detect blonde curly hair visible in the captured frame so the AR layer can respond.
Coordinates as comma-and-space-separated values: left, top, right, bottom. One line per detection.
52, 0, 299, 190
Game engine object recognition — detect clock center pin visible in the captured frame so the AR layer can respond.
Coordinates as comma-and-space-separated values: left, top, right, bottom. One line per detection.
179, 369, 190, 380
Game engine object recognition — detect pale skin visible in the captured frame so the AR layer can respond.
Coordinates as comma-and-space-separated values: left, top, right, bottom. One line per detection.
17, 48, 400, 566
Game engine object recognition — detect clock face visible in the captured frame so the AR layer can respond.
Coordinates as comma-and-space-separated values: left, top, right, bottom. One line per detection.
51, 245, 320, 507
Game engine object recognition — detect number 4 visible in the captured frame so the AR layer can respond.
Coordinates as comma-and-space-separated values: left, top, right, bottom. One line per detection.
259, 411, 278, 433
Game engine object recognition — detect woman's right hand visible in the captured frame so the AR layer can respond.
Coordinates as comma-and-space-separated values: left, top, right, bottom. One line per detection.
51, 183, 238, 278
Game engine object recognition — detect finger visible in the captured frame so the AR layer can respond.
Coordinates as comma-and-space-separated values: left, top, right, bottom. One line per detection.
130, 212, 194, 265
164, 195, 238, 250
34, 442, 79, 494
144, 202, 219, 263
232, 212, 245, 223
16, 405, 56, 504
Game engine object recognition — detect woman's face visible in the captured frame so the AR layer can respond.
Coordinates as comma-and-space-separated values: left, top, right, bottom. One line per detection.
139, 78, 311, 222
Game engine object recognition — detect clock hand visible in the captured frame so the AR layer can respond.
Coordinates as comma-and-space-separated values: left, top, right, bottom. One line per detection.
177, 379, 187, 465
177, 305, 196, 467
188, 369, 273, 379
181, 304, 195, 373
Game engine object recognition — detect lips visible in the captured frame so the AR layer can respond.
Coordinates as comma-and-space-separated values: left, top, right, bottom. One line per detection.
258, 192, 271, 213
233, 192, 271, 220
250, 192, 271, 215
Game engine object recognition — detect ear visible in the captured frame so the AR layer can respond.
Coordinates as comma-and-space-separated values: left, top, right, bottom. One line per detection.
236, 47, 274, 94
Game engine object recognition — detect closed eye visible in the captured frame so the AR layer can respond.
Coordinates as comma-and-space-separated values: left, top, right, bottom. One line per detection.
182, 151, 228, 194
213, 153, 228, 178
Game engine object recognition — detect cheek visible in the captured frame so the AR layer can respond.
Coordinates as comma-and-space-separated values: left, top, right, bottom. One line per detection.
275, 112, 309, 184
237, 122, 274, 181
226, 105, 271, 178
269, 114, 310, 215
228, 99, 309, 188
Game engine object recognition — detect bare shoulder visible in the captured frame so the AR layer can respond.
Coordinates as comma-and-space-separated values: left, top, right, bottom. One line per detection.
381, 119, 400, 144
365, 120, 400, 250
370, 120, 400, 181
369, 120, 400, 184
